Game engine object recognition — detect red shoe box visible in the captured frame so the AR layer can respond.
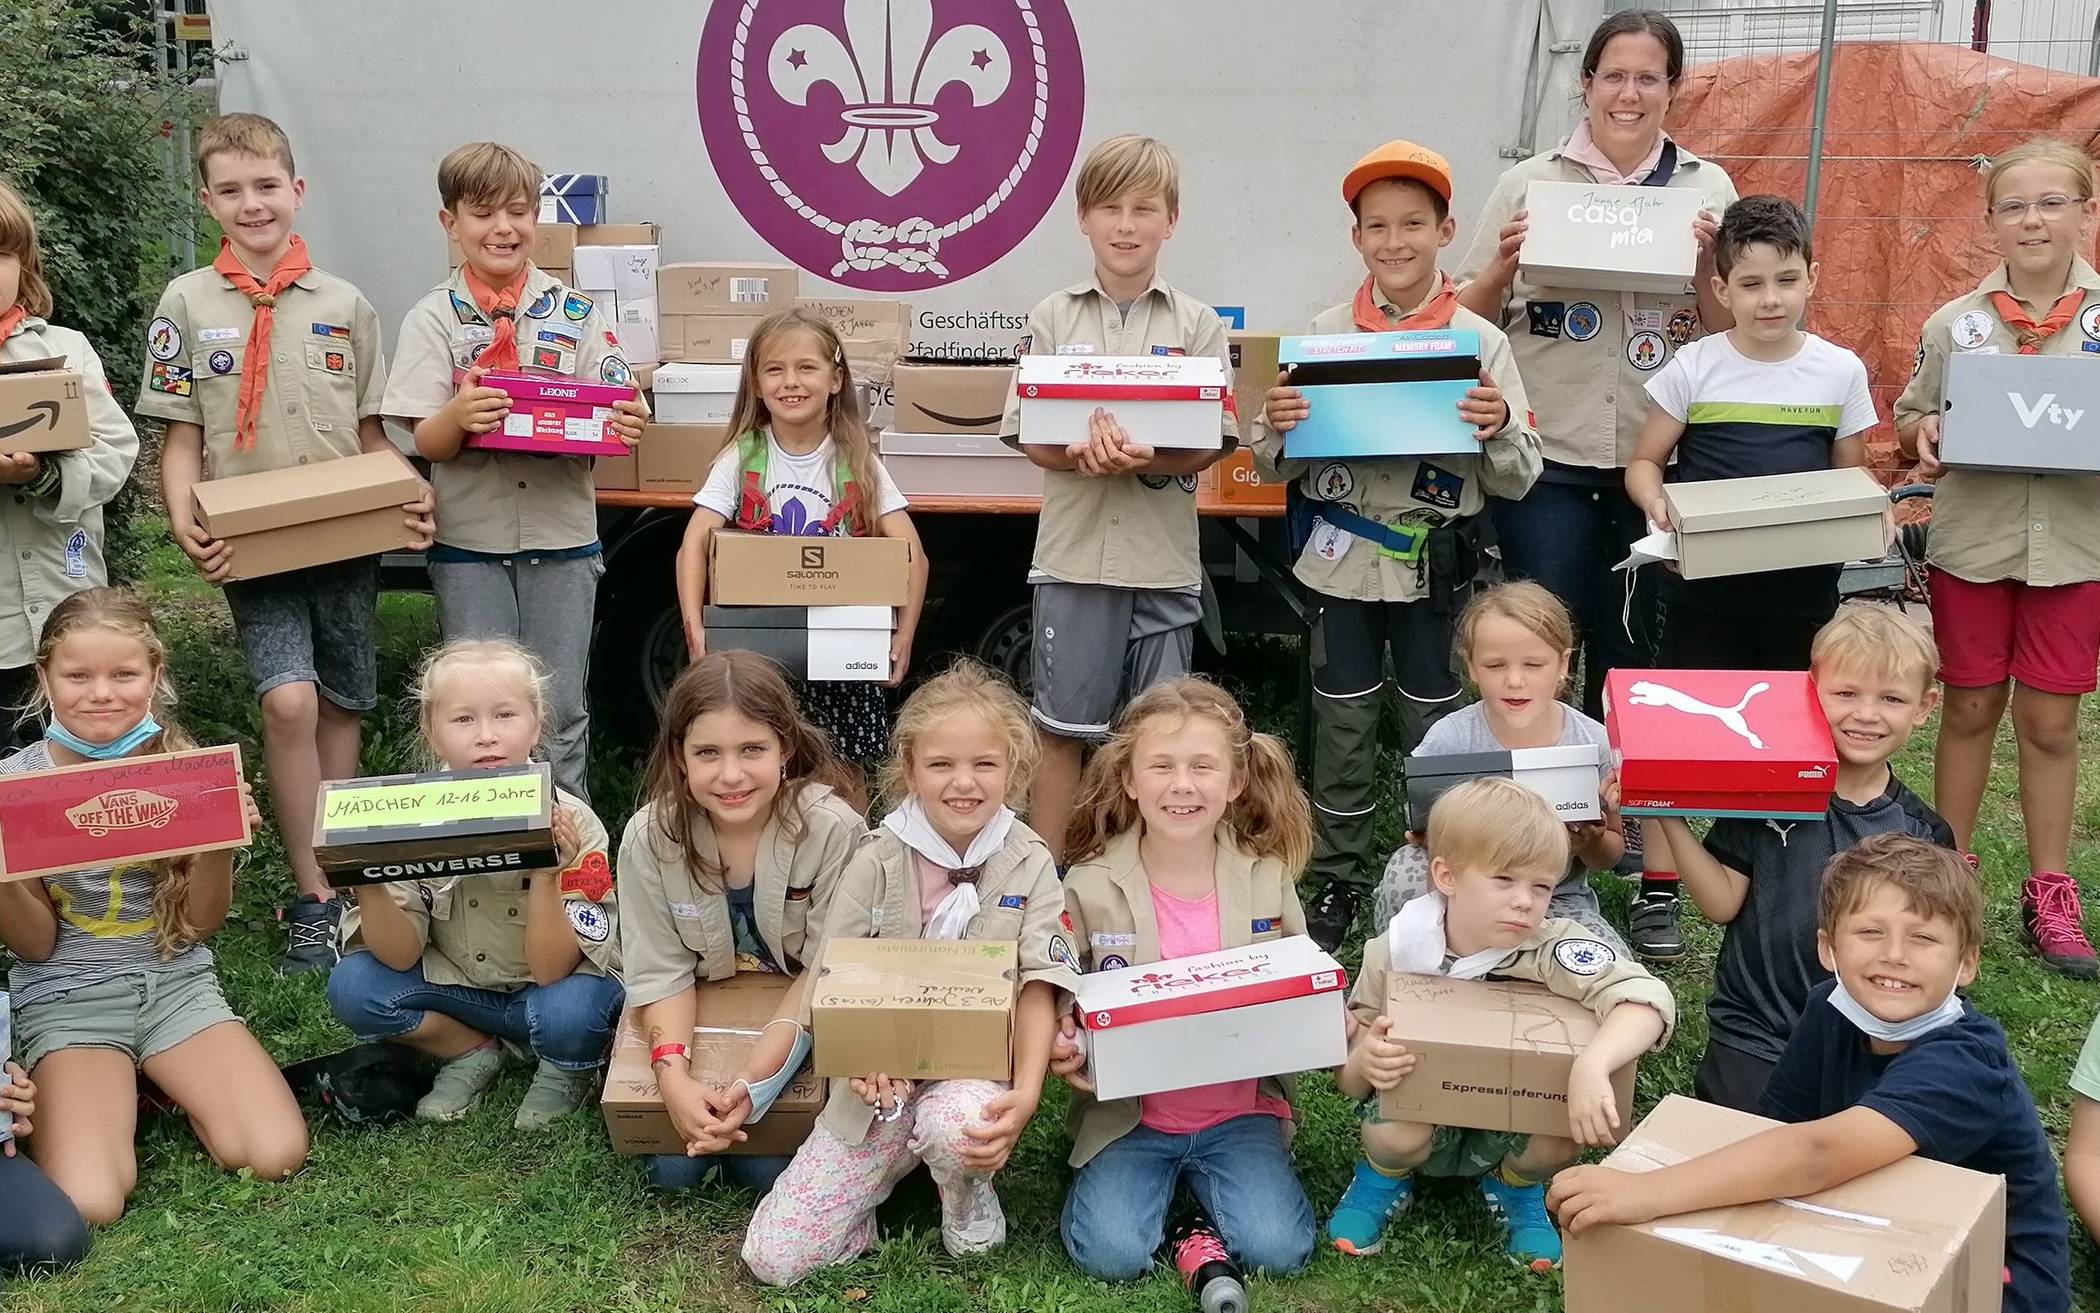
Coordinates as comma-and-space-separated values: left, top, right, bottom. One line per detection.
0, 746, 250, 883
1603, 669, 1836, 821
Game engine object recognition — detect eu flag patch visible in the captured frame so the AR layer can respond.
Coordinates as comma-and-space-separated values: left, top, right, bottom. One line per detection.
1251, 918, 1277, 933
997, 894, 1029, 910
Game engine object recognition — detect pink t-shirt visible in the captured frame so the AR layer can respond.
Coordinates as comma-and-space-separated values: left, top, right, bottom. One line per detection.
1138, 882, 1294, 1135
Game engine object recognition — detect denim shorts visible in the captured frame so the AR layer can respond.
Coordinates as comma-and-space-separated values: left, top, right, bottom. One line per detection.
14, 964, 238, 1070
223, 555, 380, 710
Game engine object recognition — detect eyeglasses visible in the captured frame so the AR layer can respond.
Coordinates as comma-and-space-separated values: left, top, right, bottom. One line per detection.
1591, 69, 1669, 92
1989, 194, 2089, 223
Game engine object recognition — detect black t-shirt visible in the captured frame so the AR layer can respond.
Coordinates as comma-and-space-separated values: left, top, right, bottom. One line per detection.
1762, 983, 2071, 1313
1705, 773, 1954, 1062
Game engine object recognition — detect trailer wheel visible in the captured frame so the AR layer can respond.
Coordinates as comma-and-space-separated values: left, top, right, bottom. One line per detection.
969, 597, 1035, 693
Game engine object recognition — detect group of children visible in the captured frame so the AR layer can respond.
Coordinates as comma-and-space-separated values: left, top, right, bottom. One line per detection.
0, 100, 2091, 1308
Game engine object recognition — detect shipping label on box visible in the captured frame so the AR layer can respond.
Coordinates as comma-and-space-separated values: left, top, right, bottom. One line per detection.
601, 979, 825, 1156
1519, 181, 1702, 295
812, 938, 1017, 1080
1074, 935, 1348, 1101
636, 422, 733, 494
1563, 1095, 2007, 1313
709, 533, 913, 606
660, 262, 800, 315
538, 173, 608, 226
1403, 744, 1604, 831
1279, 330, 1482, 461
1941, 350, 2100, 473
192, 449, 426, 581
0, 358, 90, 455
651, 363, 741, 425
703, 605, 895, 681
1016, 355, 1228, 450
795, 298, 911, 384
460, 370, 634, 458
879, 429, 1044, 500
1381, 974, 1636, 1137
891, 362, 1015, 435
0, 746, 250, 883
1663, 467, 1888, 580
313, 763, 555, 889
1605, 668, 1836, 820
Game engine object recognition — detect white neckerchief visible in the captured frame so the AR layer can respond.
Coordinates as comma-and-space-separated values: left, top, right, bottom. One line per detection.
882, 796, 1015, 941
1386, 891, 1514, 981
1826, 976, 1966, 1044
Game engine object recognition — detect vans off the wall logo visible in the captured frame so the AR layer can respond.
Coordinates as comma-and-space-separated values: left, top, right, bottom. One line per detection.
698, 0, 1085, 291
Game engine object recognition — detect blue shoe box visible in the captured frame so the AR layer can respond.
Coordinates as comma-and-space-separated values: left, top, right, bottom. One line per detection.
1280, 329, 1482, 461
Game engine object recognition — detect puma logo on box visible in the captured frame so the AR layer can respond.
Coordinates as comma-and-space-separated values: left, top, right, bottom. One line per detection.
2009, 392, 2084, 430
1626, 679, 1770, 749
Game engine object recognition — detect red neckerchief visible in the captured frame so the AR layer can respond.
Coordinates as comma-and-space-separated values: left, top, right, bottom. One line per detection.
461, 266, 527, 373
212, 235, 314, 450
1988, 287, 2086, 354
0, 305, 26, 345
1353, 272, 1459, 332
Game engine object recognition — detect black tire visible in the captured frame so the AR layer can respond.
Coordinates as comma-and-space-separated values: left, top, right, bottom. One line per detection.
968, 596, 1035, 694
589, 515, 687, 742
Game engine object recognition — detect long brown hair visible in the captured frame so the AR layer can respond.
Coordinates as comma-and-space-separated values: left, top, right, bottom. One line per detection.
643, 650, 861, 890
1062, 677, 1312, 874
721, 309, 885, 536
0, 180, 54, 319
32, 588, 202, 957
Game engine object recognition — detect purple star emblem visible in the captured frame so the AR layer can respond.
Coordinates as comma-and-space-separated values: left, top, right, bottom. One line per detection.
786, 47, 807, 69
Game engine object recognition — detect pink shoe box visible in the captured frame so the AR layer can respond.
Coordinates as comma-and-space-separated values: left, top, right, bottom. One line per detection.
458, 369, 635, 458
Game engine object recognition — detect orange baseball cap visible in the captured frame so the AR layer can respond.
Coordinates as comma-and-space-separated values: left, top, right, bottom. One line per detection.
1342, 140, 1454, 206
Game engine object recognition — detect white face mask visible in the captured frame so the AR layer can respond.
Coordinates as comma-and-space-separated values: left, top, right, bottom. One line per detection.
1826, 975, 1965, 1044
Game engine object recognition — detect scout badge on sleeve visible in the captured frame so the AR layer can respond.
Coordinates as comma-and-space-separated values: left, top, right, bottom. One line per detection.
312, 762, 556, 889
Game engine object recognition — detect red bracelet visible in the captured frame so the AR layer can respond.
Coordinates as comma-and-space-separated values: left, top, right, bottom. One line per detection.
650, 1043, 689, 1067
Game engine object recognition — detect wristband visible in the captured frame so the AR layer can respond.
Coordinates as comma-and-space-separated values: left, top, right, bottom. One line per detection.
22, 456, 59, 500
649, 1043, 689, 1068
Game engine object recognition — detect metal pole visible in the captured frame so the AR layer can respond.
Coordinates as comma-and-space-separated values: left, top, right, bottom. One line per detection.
1803, 0, 1841, 226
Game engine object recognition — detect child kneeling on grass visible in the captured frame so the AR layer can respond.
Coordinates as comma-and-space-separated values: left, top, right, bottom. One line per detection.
1550, 833, 2072, 1313
1332, 776, 1673, 1271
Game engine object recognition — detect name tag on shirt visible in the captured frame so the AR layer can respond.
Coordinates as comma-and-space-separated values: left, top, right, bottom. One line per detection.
1056, 344, 1095, 355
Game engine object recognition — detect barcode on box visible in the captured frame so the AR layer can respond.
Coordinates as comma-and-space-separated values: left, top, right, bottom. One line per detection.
731, 339, 751, 361
730, 278, 770, 304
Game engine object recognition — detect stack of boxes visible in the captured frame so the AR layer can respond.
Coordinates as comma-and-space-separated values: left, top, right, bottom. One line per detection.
879, 360, 1036, 500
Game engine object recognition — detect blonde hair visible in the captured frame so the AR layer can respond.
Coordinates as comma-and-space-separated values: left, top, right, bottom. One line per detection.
1456, 581, 1576, 667
1820, 833, 1982, 956
32, 588, 202, 958
1983, 140, 2095, 207
438, 142, 540, 212
412, 639, 549, 768
1063, 677, 1312, 873
1074, 134, 1180, 213
195, 113, 296, 185
1425, 777, 1570, 878
724, 309, 885, 537
1810, 603, 1939, 696
0, 181, 52, 319
877, 659, 1038, 811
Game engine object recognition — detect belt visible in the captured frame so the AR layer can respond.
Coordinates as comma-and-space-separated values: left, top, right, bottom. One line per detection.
1314, 503, 1430, 562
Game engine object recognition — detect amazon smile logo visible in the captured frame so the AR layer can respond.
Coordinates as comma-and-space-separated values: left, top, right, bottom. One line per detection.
909, 402, 1005, 428
0, 400, 60, 441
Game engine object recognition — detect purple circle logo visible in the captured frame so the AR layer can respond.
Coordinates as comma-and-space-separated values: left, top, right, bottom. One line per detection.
698, 0, 1085, 292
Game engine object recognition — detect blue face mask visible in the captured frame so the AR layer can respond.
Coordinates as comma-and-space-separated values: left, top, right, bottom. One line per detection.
46, 713, 162, 761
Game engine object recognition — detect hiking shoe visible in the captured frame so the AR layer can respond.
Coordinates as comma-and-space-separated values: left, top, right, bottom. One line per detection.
2023, 873, 2099, 979
1307, 883, 1362, 955
1963, 852, 1982, 874
1627, 892, 1685, 963
1326, 1159, 1415, 1256
1478, 1174, 1561, 1272
514, 1060, 597, 1130
280, 895, 342, 975
415, 1044, 504, 1122
939, 1172, 1006, 1256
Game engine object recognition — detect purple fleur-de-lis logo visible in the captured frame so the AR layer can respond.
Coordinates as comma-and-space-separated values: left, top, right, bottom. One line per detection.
773, 496, 814, 536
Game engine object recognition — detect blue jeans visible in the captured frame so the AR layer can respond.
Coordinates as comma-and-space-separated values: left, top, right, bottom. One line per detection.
326, 951, 623, 1071
645, 1152, 793, 1195
1061, 1115, 1315, 1280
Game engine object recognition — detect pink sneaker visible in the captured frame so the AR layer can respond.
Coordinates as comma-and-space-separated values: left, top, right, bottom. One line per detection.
2024, 873, 2099, 979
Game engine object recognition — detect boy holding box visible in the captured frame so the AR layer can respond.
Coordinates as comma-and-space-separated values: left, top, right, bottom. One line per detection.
999, 134, 1235, 865
1256, 140, 1541, 952
139, 113, 434, 974
383, 142, 647, 802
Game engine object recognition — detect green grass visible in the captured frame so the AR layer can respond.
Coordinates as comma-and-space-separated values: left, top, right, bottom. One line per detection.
4, 549, 2096, 1311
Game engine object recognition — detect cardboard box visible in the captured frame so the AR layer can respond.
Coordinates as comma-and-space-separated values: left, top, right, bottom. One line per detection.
652, 363, 740, 425
1664, 468, 1888, 581
703, 605, 894, 681
1016, 355, 1228, 450
192, 449, 425, 581
879, 429, 1044, 500
447, 224, 575, 275
1941, 350, 2100, 473
812, 938, 1018, 1081
1519, 180, 1703, 295
1229, 331, 1283, 444
663, 313, 769, 363
1198, 448, 1287, 511
461, 370, 635, 458
1073, 935, 1349, 1101
890, 361, 1014, 435
600, 978, 826, 1156
572, 244, 662, 366
660, 262, 799, 315
1403, 743, 1604, 830
0, 358, 90, 455
1381, 974, 1636, 1137
709, 533, 914, 606
592, 454, 640, 491
636, 422, 733, 494
313, 763, 555, 889
577, 223, 660, 247
0, 746, 250, 884
796, 298, 911, 384
538, 173, 607, 226
1564, 1095, 2007, 1313
1605, 668, 1837, 820
1279, 330, 1482, 461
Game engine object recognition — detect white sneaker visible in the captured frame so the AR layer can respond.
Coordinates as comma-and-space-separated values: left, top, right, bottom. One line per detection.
940, 1173, 1007, 1256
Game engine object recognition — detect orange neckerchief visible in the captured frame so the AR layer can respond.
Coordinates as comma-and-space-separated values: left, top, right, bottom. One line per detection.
1353, 272, 1460, 333
461, 266, 528, 373
213, 235, 313, 450
1988, 287, 2086, 354
0, 305, 26, 345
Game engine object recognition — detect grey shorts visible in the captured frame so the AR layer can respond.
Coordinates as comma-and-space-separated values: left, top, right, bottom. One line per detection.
223, 556, 381, 710
14, 965, 239, 1071
1030, 582, 1200, 740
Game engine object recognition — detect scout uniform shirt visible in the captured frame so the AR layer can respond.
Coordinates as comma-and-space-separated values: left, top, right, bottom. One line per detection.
1252, 294, 1541, 601
999, 273, 1236, 591
1456, 141, 1738, 471
134, 263, 386, 478
805, 822, 1076, 1144
1894, 258, 2100, 586
0, 318, 139, 666
338, 790, 619, 988
616, 782, 864, 1009
382, 267, 629, 554
1058, 829, 1307, 1167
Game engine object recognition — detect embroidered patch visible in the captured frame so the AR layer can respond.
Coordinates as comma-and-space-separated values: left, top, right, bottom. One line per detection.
1627, 306, 1663, 332
147, 361, 192, 396
565, 899, 611, 943
1553, 937, 1616, 977
1911, 342, 1926, 377
1526, 301, 1565, 339
1564, 303, 1602, 342
996, 894, 1029, 909
451, 292, 482, 325
207, 349, 235, 375
1047, 932, 1079, 971
311, 322, 351, 339
533, 346, 566, 371
561, 292, 594, 322
305, 341, 349, 374
1951, 310, 1993, 350
525, 290, 557, 320
669, 901, 701, 919
559, 850, 613, 902
1014, 334, 1032, 356
1150, 345, 1187, 356
463, 325, 495, 345
1665, 307, 1699, 348
537, 329, 581, 348
1308, 517, 1347, 562
600, 356, 632, 385
1626, 330, 1666, 371
1411, 462, 1463, 509
1090, 931, 1136, 949
146, 317, 182, 362
196, 326, 242, 344
2084, 341, 2100, 354
1251, 917, 1278, 934
1059, 909, 1075, 933
1055, 343, 1095, 355
1313, 462, 1355, 501
604, 330, 620, 348
63, 528, 87, 580
2082, 302, 2100, 342
1098, 954, 1129, 972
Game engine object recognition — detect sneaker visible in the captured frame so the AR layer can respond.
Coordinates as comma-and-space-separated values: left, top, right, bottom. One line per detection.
1326, 1159, 1415, 1256
1170, 1215, 1247, 1312
938, 1172, 1006, 1256
415, 1043, 504, 1122
513, 1060, 596, 1130
1478, 1173, 1561, 1272
2023, 873, 2099, 979
280, 895, 342, 975
1627, 892, 1685, 963
1307, 883, 1362, 955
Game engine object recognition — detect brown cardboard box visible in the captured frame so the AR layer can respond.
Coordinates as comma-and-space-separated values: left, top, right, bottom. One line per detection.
796, 298, 910, 384
192, 449, 425, 582
447, 224, 575, 275
811, 939, 1016, 1081
660, 262, 800, 315
592, 454, 639, 492
709, 533, 913, 606
600, 977, 826, 1156
890, 361, 1014, 435
1564, 1095, 2007, 1313
577, 222, 661, 246
1380, 974, 1636, 1137
636, 423, 732, 494
1198, 449, 1286, 511
0, 359, 90, 455
662, 313, 769, 363
1664, 467, 1889, 581
1228, 331, 1282, 444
